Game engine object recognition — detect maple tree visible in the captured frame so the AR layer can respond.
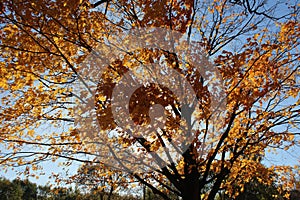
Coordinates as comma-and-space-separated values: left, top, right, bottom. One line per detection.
0, 0, 300, 200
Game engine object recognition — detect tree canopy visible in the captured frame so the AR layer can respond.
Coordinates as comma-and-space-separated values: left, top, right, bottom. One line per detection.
0, 0, 299, 200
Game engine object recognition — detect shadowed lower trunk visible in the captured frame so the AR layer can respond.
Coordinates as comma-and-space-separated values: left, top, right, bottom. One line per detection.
181, 144, 201, 200
182, 176, 200, 200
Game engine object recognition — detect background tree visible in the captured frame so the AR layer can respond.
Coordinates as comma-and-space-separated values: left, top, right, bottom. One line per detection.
0, 178, 24, 200
0, 0, 299, 200
37, 185, 53, 200
12, 179, 38, 200
230, 177, 286, 200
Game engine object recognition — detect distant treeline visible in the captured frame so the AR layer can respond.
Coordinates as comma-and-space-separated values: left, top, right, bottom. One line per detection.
0, 177, 138, 200
0, 177, 299, 200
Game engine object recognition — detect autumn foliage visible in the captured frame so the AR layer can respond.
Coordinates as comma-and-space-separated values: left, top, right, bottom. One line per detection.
0, 0, 299, 200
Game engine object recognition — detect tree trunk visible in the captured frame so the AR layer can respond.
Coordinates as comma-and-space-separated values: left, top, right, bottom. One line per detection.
181, 163, 201, 200
181, 178, 200, 200
181, 138, 201, 200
